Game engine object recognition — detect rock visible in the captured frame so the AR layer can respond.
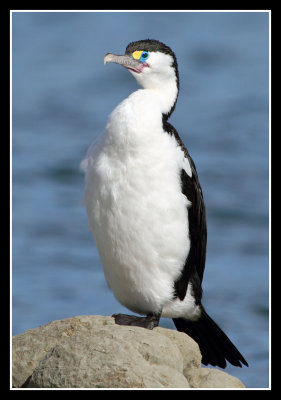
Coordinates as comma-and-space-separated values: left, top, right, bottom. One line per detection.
12, 315, 245, 388
185, 367, 245, 388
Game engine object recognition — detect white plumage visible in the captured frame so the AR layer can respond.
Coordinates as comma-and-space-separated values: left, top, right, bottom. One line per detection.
81, 87, 200, 319
80, 39, 248, 369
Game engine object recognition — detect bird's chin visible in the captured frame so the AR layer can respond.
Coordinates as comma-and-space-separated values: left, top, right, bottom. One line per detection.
125, 66, 141, 74
125, 63, 149, 74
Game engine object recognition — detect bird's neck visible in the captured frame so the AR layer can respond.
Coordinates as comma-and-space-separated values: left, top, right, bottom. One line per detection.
133, 73, 179, 118
152, 80, 179, 118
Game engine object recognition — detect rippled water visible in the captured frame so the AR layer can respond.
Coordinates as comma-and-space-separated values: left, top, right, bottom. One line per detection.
12, 11, 269, 388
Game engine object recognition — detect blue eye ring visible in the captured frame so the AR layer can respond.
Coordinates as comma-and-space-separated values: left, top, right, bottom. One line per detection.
140, 51, 149, 62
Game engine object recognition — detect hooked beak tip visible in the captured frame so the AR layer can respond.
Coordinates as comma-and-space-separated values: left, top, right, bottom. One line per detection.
104, 53, 112, 65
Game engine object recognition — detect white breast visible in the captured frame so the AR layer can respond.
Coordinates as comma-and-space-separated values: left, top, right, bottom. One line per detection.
82, 89, 193, 315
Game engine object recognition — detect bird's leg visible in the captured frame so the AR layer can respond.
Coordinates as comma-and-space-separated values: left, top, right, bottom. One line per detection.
112, 313, 161, 330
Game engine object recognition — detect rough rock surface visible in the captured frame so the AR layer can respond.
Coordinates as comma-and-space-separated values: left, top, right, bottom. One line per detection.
12, 315, 245, 388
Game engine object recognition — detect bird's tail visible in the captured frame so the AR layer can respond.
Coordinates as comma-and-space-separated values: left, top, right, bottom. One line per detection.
173, 308, 248, 368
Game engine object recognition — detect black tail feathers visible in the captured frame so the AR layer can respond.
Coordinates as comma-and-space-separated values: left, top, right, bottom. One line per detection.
173, 308, 248, 369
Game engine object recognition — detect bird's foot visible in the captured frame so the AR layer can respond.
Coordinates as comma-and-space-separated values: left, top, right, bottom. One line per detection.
112, 313, 160, 330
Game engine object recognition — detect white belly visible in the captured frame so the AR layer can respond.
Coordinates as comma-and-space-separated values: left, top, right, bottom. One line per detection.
82, 90, 192, 315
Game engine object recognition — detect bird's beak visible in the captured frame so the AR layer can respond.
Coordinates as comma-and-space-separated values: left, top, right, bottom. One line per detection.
104, 53, 145, 74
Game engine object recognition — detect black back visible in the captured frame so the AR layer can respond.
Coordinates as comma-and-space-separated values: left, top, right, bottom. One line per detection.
126, 39, 207, 305
163, 118, 207, 304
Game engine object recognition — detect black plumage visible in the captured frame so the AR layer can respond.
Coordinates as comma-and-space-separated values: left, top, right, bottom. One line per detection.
102, 38, 248, 369
162, 118, 248, 368
173, 309, 248, 368
162, 117, 206, 302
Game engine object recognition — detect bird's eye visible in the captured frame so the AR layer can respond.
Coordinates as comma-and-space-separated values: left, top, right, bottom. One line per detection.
132, 50, 149, 62
140, 51, 149, 62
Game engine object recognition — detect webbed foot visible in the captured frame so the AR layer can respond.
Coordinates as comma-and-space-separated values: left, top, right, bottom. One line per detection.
112, 313, 160, 330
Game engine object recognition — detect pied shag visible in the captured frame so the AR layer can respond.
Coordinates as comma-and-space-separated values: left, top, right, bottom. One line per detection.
81, 39, 248, 368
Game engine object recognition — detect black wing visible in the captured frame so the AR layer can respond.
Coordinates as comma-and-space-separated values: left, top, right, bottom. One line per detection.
163, 118, 207, 303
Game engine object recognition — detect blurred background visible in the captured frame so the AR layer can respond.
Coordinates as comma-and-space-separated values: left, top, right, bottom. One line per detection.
11, 11, 269, 388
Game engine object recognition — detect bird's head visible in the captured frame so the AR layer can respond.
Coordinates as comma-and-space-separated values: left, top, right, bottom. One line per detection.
104, 39, 179, 118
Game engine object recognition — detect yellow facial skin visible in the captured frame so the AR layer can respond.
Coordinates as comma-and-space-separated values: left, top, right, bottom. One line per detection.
132, 51, 143, 60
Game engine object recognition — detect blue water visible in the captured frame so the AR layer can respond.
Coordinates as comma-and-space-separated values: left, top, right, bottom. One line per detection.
12, 11, 269, 388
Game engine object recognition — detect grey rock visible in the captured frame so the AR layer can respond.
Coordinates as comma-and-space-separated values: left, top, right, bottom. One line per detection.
12, 315, 245, 388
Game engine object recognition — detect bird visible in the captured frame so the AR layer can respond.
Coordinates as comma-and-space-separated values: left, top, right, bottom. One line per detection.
81, 39, 248, 369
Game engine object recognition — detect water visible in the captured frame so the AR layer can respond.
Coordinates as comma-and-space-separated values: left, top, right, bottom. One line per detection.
11, 11, 269, 388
